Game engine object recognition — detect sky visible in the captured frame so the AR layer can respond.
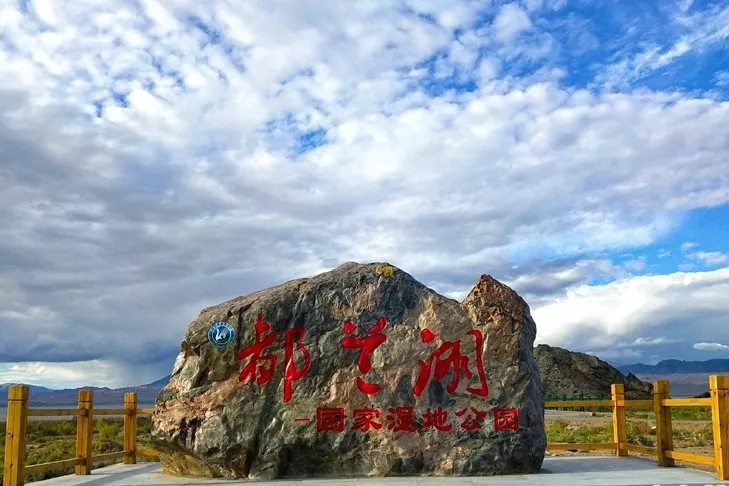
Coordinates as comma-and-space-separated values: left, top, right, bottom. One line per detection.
1, 0, 729, 389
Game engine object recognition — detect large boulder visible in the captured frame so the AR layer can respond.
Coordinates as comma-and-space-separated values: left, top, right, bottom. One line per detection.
151, 262, 546, 479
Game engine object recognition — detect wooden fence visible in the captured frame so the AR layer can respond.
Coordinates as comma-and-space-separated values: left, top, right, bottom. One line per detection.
3, 375, 729, 485
545, 374, 729, 480
3, 386, 158, 486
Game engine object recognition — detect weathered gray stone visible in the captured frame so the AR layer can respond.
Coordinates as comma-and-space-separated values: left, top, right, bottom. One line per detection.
534, 344, 652, 399
151, 262, 546, 479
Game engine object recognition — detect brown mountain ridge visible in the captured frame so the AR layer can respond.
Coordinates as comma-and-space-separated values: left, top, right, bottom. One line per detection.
535, 344, 652, 399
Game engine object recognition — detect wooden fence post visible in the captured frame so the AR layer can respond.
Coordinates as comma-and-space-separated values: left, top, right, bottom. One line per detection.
611, 383, 627, 457
3, 385, 29, 486
653, 380, 674, 467
710, 374, 729, 480
123, 393, 137, 464
75, 390, 93, 475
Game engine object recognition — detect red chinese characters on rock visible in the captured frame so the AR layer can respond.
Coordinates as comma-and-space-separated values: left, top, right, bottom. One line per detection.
339, 318, 490, 399
494, 407, 519, 431
413, 328, 489, 398
316, 407, 345, 432
312, 406, 505, 433
385, 406, 417, 432
423, 407, 452, 431
456, 407, 488, 431
237, 314, 277, 385
235, 313, 510, 432
283, 326, 310, 402
340, 316, 387, 395
352, 407, 382, 432
236, 314, 311, 402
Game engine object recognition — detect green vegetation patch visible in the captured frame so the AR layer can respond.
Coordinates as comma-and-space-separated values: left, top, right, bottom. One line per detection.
546, 420, 613, 443
627, 406, 712, 421
546, 418, 714, 450
0, 418, 157, 484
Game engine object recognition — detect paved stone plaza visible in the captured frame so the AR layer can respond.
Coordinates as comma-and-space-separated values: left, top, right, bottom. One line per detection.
31, 456, 727, 486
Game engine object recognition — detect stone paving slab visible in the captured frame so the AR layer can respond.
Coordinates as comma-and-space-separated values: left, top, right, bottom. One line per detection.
31, 456, 729, 486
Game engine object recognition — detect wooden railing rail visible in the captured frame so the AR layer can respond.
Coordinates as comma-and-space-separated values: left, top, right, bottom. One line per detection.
4, 374, 729, 485
3, 388, 158, 486
544, 374, 729, 480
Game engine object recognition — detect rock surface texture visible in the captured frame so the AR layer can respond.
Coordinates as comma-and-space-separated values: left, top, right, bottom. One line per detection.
151, 262, 546, 479
534, 344, 652, 399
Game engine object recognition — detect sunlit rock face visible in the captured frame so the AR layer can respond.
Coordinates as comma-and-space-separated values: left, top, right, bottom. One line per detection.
151, 262, 546, 480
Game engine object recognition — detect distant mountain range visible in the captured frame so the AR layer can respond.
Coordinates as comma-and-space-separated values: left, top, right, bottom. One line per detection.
0, 375, 171, 405
618, 359, 729, 375
617, 359, 729, 396
3, 356, 727, 406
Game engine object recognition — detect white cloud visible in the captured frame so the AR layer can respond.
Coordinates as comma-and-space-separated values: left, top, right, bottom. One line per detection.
692, 251, 729, 266
492, 3, 533, 42
633, 337, 675, 346
716, 71, 729, 87
679, 0, 695, 13
583, 347, 643, 362
0, 360, 162, 389
523, 0, 543, 13
624, 257, 647, 272
0, 0, 728, 387
693, 342, 729, 351
597, 2, 729, 88
681, 242, 699, 251
532, 268, 729, 359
